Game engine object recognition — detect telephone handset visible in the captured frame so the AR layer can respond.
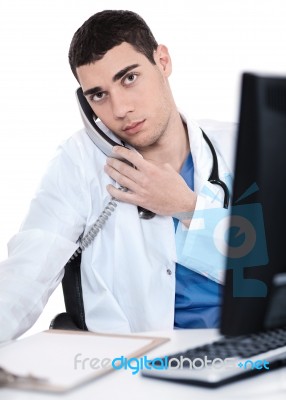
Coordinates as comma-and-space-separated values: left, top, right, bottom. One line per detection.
69, 89, 155, 261
76, 87, 127, 159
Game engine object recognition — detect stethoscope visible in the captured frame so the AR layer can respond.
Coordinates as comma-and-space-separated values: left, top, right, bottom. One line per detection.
138, 129, 230, 219
201, 129, 230, 209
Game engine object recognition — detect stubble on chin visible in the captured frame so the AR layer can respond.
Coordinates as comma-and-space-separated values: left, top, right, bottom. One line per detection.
133, 115, 171, 151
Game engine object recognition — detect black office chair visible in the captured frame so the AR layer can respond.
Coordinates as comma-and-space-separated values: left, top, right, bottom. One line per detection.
49, 254, 88, 331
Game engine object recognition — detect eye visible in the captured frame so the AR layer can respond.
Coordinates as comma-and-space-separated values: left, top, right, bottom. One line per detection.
123, 73, 138, 86
91, 91, 107, 102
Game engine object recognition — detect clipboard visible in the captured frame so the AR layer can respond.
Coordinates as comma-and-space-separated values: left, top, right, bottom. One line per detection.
0, 329, 169, 393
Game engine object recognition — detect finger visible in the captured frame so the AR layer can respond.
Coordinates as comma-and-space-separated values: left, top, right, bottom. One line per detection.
104, 164, 139, 192
106, 157, 140, 182
112, 146, 146, 170
106, 184, 138, 205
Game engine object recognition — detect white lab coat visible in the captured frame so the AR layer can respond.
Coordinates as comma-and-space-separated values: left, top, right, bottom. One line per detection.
0, 112, 237, 342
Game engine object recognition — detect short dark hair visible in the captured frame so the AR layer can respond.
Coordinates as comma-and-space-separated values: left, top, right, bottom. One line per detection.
68, 10, 158, 79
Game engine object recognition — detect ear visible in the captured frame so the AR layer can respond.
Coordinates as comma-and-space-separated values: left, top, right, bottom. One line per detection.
154, 44, 172, 77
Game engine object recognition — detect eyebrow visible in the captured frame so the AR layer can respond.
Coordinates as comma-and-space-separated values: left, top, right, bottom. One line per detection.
83, 63, 140, 97
112, 63, 139, 82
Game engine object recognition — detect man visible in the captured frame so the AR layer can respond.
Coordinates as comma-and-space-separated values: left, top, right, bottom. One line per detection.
0, 10, 236, 342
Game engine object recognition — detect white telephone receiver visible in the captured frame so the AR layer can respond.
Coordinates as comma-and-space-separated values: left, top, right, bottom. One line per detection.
76, 87, 126, 159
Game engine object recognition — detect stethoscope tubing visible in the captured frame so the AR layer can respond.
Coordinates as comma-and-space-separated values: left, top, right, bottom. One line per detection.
201, 130, 230, 209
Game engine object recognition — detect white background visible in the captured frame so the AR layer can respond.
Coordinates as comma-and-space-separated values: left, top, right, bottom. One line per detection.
0, 0, 285, 336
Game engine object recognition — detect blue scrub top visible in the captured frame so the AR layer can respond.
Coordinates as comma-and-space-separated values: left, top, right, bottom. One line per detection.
173, 152, 222, 328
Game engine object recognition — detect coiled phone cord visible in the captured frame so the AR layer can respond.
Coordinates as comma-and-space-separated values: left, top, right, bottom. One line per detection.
68, 187, 127, 261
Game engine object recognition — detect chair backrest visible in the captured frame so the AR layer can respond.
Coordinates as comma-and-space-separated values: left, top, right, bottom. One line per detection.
61, 254, 88, 330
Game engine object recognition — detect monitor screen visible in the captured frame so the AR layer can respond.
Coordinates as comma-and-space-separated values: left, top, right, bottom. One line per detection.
221, 72, 286, 336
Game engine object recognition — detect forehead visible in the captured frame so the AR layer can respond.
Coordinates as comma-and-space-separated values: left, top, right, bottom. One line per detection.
76, 42, 151, 90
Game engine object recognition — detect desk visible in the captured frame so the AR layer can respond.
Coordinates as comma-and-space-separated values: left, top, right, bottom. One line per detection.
1, 329, 286, 400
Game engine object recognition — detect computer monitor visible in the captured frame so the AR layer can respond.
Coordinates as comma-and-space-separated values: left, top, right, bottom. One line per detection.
221, 72, 286, 336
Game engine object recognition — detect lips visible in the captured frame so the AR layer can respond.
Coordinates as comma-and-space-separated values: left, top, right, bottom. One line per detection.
123, 120, 145, 134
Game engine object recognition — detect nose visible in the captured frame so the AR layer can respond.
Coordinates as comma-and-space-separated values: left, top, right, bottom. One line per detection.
110, 90, 134, 119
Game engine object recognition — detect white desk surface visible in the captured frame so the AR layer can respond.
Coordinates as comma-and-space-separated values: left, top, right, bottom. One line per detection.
1, 328, 286, 400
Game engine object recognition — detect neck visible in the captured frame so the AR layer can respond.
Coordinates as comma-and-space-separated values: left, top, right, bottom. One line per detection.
139, 111, 189, 172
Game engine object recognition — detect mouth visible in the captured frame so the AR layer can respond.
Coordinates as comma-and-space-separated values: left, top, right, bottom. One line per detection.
122, 120, 145, 135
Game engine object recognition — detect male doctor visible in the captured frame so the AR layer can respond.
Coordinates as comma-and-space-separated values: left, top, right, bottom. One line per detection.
0, 10, 236, 342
